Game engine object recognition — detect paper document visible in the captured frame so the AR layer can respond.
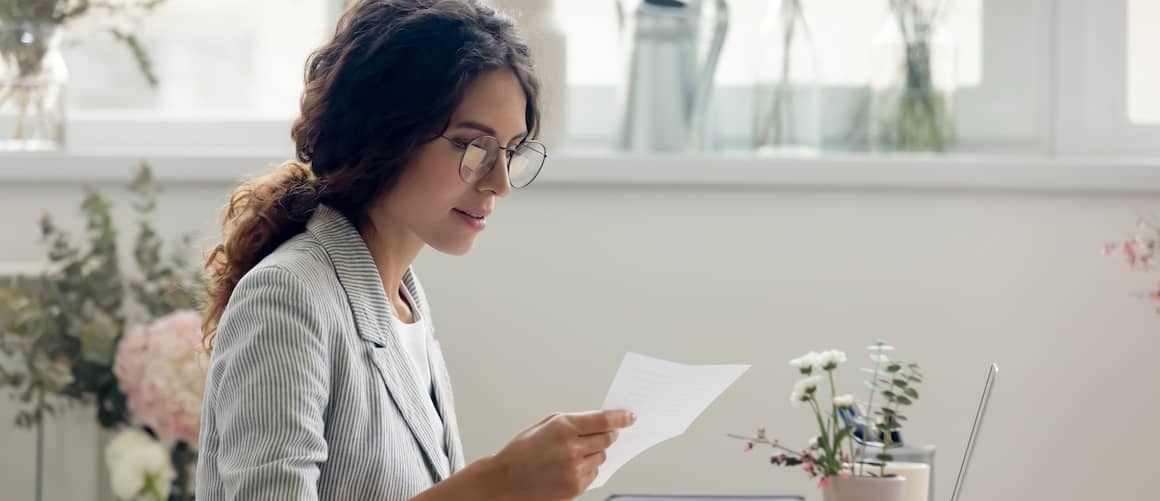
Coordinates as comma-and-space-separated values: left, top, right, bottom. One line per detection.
589, 352, 750, 490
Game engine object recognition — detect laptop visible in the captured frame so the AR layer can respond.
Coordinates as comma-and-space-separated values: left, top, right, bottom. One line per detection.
948, 363, 998, 501
607, 363, 998, 501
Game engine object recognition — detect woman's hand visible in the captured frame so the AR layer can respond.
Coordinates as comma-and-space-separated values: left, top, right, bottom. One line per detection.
493, 409, 637, 500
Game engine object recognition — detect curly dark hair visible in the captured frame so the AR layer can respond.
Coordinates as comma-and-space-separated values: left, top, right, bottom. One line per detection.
201, 0, 541, 347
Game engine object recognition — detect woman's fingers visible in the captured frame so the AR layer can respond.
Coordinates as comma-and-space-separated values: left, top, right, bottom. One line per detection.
576, 430, 619, 456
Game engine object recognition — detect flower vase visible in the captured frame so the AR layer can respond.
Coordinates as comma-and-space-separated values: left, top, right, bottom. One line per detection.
753, 0, 822, 155
822, 475, 906, 501
868, 3, 956, 153
0, 22, 68, 152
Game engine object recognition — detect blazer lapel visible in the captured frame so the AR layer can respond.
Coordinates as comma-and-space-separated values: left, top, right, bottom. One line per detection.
403, 265, 466, 473
307, 204, 451, 482
427, 339, 466, 472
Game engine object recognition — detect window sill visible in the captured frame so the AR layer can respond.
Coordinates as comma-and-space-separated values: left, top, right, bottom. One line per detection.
2, 149, 1160, 195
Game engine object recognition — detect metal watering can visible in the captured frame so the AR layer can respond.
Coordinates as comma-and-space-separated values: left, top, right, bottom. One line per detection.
614, 0, 729, 152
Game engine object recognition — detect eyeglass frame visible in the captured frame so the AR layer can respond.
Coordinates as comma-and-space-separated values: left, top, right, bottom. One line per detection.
438, 134, 548, 189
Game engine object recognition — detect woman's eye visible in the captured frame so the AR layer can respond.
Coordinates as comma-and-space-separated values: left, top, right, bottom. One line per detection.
451, 139, 471, 149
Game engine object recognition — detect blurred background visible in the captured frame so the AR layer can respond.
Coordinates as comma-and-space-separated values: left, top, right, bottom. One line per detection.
2, 0, 1159, 500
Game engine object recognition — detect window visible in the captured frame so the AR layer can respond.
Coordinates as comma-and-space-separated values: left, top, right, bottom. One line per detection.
559, 0, 982, 88
1128, 0, 1160, 124
46, 0, 1160, 157
557, 0, 984, 150
1053, 0, 1160, 156
66, 0, 332, 118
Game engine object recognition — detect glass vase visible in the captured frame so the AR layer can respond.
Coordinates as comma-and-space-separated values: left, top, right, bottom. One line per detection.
869, 4, 956, 153
0, 22, 68, 152
753, 0, 822, 155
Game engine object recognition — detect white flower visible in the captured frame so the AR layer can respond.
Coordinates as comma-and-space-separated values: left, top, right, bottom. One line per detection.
818, 350, 847, 371
784, 387, 812, 408
790, 389, 807, 407
105, 428, 175, 501
834, 394, 856, 408
808, 435, 820, 449
789, 351, 822, 375
793, 375, 824, 396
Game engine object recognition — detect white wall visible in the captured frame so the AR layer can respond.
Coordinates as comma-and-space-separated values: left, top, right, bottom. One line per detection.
1, 162, 1158, 501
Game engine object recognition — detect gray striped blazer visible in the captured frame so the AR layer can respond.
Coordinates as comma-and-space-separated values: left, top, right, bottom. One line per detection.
196, 204, 466, 500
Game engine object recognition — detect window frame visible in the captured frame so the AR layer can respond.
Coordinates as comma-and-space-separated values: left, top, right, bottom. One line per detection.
16, 0, 1157, 160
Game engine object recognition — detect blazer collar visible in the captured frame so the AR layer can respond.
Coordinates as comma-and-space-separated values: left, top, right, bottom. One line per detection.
306, 204, 451, 481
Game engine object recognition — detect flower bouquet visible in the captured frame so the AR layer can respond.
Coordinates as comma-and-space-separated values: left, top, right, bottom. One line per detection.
729, 341, 925, 501
0, 163, 205, 500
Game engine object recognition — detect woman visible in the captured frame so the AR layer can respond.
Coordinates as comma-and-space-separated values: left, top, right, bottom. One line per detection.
195, 1, 635, 499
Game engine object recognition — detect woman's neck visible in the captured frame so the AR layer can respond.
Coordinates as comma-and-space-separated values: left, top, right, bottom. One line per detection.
357, 212, 424, 321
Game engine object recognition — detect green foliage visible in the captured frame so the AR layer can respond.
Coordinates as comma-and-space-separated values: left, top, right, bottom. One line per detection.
0, 162, 199, 429
0, 0, 166, 86
859, 340, 924, 476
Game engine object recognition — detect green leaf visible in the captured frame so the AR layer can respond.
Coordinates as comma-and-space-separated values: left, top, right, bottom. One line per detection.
109, 30, 160, 88
833, 426, 853, 450
78, 306, 117, 364
904, 387, 919, 399
896, 395, 913, 405
892, 378, 909, 388
886, 364, 902, 373
876, 453, 894, 462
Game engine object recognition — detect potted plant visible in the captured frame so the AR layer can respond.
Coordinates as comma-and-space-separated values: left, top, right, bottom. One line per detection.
729, 342, 925, 501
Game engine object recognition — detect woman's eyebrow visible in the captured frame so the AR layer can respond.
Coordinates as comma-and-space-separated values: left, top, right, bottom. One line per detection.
453, 121, 529, 142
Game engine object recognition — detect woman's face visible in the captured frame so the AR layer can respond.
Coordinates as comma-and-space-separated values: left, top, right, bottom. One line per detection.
372, 67, 528, 256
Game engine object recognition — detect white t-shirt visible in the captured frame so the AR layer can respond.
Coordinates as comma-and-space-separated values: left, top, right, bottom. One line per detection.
391, 286, 446, 455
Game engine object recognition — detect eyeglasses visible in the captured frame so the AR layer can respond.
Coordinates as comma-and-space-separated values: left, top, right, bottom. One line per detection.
439, 134, 547, 189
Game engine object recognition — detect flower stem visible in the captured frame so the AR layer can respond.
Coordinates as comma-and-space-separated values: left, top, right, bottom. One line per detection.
809, 396, 837, 475
725, 433, 801, 456
825, 371, 853, 476
860, 352, 884, 476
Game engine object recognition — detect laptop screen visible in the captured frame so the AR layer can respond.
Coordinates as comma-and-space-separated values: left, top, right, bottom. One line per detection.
949, 363, 999, 501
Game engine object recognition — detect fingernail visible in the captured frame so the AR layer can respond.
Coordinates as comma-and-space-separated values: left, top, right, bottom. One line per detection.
629, 412, 637, 423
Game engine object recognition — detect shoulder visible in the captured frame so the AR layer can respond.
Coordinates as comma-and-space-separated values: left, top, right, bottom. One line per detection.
250, 232, 336, 289
220, 233, 345, 333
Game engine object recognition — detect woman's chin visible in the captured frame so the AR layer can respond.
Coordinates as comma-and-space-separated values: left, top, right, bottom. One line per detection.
428, 237, 476, 256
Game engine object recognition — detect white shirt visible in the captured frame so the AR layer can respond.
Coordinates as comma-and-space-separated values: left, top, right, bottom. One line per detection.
391, 286, 446, 454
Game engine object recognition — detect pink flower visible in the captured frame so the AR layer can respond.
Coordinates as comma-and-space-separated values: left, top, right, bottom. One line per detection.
1125, 241, 1139, 258
114, 310, 209, 445
817, 476, 831, 489
113, 325, 150, 397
